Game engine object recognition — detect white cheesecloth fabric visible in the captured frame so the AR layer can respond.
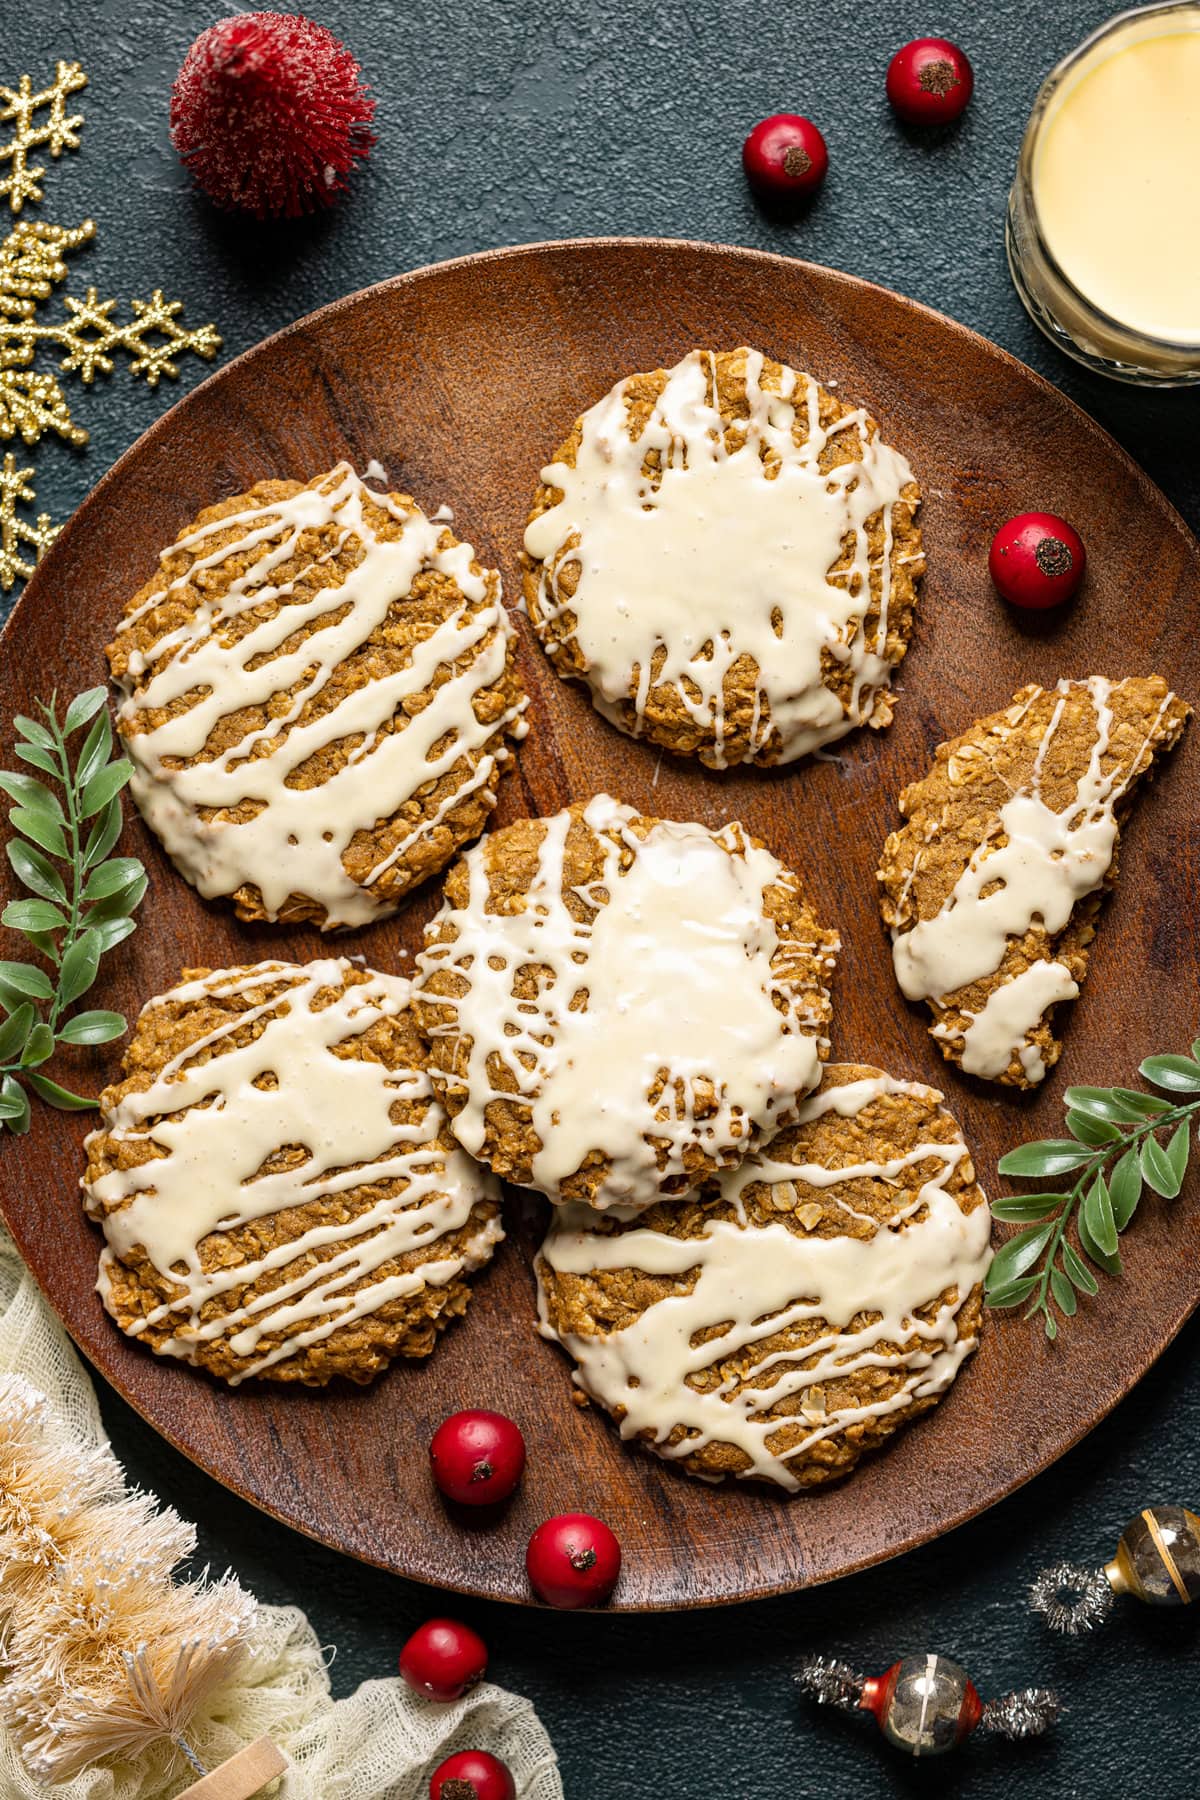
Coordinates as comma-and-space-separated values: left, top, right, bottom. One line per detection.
0, 1224, 563, 1800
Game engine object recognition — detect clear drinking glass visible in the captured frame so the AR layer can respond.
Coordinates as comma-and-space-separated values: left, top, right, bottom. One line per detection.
1007, 2, 1200, 385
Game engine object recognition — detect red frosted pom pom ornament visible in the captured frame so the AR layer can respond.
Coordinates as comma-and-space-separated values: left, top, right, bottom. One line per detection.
526, 1511, 621, 1609
886, 38, 974, 125
742, 114, 829, 203
429, 1749, 516, 1800
430, 1410, 526, 1507
989, 511, 1086, 610
399, 1617, 488, 1703
170, 11, 376, 218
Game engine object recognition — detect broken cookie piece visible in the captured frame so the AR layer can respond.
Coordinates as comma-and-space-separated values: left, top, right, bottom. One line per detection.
879, 675, 1190, 1088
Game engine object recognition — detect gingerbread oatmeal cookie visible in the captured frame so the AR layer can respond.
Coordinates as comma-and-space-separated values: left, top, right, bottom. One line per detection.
879, 675, 1189, 1088
412, 794, 839, 1210
522, 347, 922, 768
82, 958, 502, 1386
108, 463, 527, 929
537, 1064, 991, 1491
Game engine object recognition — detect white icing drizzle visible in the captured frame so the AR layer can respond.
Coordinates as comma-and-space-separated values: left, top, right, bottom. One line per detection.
113, 463, 527, 929
936, 960, 1080, 1084
82, 959, 500, 1384
893, 677, 1175, 1080
415, 794, 832, 1209
537, 1073, 992, 1491
523, 348, 918, 767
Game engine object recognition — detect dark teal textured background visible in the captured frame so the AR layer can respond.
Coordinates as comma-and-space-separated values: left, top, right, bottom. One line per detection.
5, 3, 1200, 1795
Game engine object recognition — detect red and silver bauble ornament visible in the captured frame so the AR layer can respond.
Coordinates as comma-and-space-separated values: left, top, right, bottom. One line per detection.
796, 1654, 1060, 1757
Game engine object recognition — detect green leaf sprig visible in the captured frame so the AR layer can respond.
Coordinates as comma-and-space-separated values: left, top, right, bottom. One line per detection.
985, 1046, 1200, 1339
0, 688, 145, 1130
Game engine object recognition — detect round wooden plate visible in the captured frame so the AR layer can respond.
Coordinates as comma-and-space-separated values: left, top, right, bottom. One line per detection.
3, 238, 1199, 1610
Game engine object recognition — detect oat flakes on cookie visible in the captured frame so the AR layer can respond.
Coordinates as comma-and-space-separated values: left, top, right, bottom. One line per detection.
411, 794, 839, 1210
522, 346, 922, 768
82, 959, 502, 1386
108, 463, 527, 929
880, 675, 1190, 1088
537, 1064, 991, 1491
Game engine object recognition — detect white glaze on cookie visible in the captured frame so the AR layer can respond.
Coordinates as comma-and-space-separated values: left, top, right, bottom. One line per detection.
537, 1073, 991, 1491
523, 349, 918, 766
892, 677, 1177, 1082
83, 960, 501, 1383
113, 464, 527, 929
415, 794, 834, 1209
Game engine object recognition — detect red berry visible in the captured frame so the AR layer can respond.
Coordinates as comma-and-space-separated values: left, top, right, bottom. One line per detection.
170, 12, 376, 218
430, 1410, 526, 1507
886, 38, 974, 125
742, 114, 829, 203
429, 1749, 515, 1800
526, 1512, 621, 1609
989, 512, 1086, 610
399, 1618, 488, 1703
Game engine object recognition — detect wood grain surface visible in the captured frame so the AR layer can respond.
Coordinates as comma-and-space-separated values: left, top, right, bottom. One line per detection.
1, 238, 1198, 1611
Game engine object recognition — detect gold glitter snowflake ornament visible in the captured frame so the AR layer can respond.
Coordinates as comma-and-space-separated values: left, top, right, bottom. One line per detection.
0, 453, 58, 589
0, 63, 222, 592
0, 62, 87, 215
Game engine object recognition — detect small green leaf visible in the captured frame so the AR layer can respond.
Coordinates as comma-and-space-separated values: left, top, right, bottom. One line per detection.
14, 714, 54, 749
0, 1075, 30, 1133
82, 797, 123, 868
987, 1222, 1054, 1288
22, 1022, 55, 1067
1109, 1146, 1144, 1230
79, 759, 133, 818
7, 838, 67, 904
1192, 1036, 1200, 1065
1166, 1120, 1190, 1187
2, 898, 67, 933
86, 874, 148, 924
1049, 1266, 1077, 1317
57, 1009, 126, 1046
1066, 1108, 1122, 1146
1082, 1174, 1119, 1257
58, 930, 101, 1007
76, 709, 113, 788
1063, 1086, 1146, 1124
13, 743, 59, 776
63, 687, 108, 736
1061, 1240, 1100, 1295
984, 1274, 1040, 1308
1111, 1087, 1172, 1117
998, 1140, 1096, 1178
1044, 1313, 1058, 1341
1142, 1133, 1183, 1198
0, 961, 53, 1000
25, 1072, 95, 1111
1078, 1207, 1122, 1277
1139, 1054, 1200, 1093
0, 1002, 35, 1062
0, 771, 64, 820
989, 1193, 1062, 1223
89, 914, 137, 954
81, 856, 143, 902
9, 804, 68, 860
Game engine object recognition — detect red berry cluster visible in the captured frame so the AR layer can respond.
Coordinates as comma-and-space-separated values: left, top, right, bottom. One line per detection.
405, 1407, 624, 1796
743, 35, 973, 205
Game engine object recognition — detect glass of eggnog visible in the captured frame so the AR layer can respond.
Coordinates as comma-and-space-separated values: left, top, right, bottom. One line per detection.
1008, 2, 1200, 383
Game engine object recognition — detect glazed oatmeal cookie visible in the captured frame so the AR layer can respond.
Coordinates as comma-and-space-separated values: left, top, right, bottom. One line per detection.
537, 1064, 991, 1491
108, 463, 527, 929
83, 959, 502, 1386
522, 346, 922, 768
412, 794, 839, 1210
